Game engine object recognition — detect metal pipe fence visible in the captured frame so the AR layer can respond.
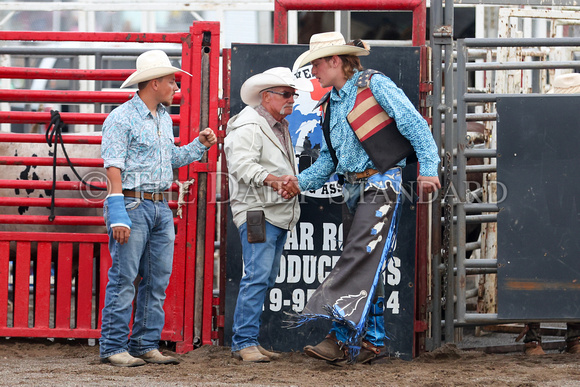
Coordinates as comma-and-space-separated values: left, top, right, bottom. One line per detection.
439, 36, 580, 345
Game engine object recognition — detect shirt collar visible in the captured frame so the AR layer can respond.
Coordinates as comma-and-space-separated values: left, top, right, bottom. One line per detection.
131, 92, 167, 119
254, 104, 287, 129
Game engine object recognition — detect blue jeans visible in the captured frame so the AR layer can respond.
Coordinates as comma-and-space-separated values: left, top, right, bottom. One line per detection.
231, 220, 287, 352
99, 196, 175, 358
331, 296, 386, 347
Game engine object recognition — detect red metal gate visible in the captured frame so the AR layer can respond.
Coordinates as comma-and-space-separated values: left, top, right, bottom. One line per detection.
0, 22, 220, 353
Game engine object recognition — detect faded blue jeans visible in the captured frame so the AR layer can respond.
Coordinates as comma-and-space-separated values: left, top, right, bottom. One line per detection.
231, 221, 287, 352
99, 196, 175, 358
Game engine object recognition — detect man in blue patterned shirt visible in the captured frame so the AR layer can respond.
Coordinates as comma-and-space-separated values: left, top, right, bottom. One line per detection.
285, 32, 440, 364
99, 50, 216, 367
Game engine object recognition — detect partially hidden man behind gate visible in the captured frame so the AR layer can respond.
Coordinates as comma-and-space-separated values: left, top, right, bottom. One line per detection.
281, 32, 441, 364
224, 67, 312, 362
99, 50, 217, 367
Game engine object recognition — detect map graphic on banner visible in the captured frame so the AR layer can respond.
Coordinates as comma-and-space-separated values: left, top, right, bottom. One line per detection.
286, 65, 341, 199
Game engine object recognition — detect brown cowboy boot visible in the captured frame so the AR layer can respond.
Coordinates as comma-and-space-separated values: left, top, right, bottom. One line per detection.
333, 340, 383, 366
356, 340, 383, 364
303, 332, 347, 362
524, 341, 546, 356
566, 338, 580, 354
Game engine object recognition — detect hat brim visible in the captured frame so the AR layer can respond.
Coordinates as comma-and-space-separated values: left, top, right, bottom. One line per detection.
120, 66, 192, 89
548, 85, 580, 94
241, 73, 314, 106
292, 45, 369, 72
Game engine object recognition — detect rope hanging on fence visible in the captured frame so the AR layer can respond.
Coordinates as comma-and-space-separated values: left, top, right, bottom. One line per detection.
175, 178, 196, 219
45, 110, 106, 222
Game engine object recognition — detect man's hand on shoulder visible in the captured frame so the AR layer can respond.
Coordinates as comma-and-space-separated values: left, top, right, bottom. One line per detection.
199, 127, 217, 148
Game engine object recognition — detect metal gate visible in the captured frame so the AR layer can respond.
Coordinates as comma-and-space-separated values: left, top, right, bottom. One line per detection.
0, 22, 220, 353
430, 0, 580, 351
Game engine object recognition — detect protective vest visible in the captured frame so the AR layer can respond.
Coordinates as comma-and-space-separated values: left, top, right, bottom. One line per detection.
319, 69, 417, 174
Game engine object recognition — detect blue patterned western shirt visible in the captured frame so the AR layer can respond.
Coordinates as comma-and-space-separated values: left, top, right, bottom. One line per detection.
298, 70, 440, 191
101, 93, 208, 192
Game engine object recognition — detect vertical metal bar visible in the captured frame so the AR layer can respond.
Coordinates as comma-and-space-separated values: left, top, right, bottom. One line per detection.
34, 241, 52, 328
178, 23, 202, 354
173, 27, 196, 353
217, 47, 232, 345
97, 243, 111, 329
415, 44, 431, 357
201, 23, 220, 346
429, 0, 443, 351
55, 242, 73, 329
14, 241, 31, 328
455, 40, 467, 324
193, 31, 211, 348
76, 243, 94, 329
339, 11, 351, 40
443, 0, 455, 344
412, 1, 427, 46
0, 242, 9, 327
274, 1, 288, 44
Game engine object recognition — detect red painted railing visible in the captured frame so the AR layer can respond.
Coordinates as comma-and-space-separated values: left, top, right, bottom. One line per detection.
0, 22, 219, 353
273, 0, 426, 46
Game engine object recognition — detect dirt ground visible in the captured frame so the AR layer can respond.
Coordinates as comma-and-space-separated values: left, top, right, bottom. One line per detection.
0, 338, 579, 386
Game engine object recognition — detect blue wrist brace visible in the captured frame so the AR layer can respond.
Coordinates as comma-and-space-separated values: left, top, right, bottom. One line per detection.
106, 195, 132, 229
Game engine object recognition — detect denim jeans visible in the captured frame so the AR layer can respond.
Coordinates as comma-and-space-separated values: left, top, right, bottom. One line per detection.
99, 196, 175, 358
331, 296, 386, 347
231, 220, 288, 352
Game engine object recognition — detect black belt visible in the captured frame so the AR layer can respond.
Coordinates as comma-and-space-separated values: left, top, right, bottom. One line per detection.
123, 190, 164, 201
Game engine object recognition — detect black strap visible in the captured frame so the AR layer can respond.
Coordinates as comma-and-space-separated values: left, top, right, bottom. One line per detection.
45, 110, 106, 222
319, 71, 384, 183
320, 96, 345, 185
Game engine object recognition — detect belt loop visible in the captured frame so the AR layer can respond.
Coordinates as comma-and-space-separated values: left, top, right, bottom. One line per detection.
140, 191, 145, 201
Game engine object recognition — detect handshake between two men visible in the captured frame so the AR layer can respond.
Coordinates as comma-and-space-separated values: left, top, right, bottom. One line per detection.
263, 174, 300, 200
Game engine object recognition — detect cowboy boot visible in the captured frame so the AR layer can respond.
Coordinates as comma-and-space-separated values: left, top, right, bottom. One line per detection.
135, 349, 180, 364
232, 346, 270, 362
257, 345, 281, 360
101, 352, 147, 367
303, 332, 347, 362
524, 341, 546, 356
356, 340, 383, 364
332, 340, 383, 367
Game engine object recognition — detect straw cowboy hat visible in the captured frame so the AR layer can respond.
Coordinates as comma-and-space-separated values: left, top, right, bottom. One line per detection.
240, 67, 314, 106
292, 31, 370, 72
548, 73, 580, 94
121, 50, 192, 89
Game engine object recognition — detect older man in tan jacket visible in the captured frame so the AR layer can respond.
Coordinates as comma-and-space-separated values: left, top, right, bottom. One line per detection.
224, 67, 312, 362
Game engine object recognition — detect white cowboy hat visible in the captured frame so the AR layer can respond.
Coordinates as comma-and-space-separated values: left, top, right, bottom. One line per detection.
240, 67, 314, 106
292, 31, 370, 72
548, 73, 580, 94
121, 50, 192, 89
